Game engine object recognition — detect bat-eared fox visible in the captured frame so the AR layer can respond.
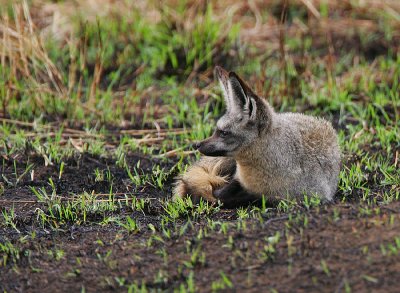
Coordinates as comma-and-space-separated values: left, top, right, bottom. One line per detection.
173, 66, 341, 207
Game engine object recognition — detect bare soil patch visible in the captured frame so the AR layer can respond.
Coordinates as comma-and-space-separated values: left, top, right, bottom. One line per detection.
1, 142, 399, 292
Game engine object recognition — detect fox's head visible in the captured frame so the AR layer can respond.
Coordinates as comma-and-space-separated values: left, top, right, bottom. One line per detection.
195, 66, 273, 157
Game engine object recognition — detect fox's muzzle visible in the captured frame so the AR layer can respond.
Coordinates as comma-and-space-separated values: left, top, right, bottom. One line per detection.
194, 137, 228, 157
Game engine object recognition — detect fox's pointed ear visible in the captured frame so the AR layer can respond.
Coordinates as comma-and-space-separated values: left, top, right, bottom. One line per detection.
215, 67, 259, 121
227, 72, 258, 120
228, 72, 248, 108
214, 66, 232, 111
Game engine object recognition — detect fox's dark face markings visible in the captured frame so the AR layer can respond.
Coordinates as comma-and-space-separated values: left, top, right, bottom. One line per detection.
196, 119, 257, 157
196, 129, 237, 157
216, 129, 231, 138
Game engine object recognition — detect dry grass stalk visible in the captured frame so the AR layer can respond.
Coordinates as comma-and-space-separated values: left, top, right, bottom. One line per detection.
0, 1, 67, 101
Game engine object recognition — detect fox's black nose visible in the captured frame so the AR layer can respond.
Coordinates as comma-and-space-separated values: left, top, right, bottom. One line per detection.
193, 142, 201, 150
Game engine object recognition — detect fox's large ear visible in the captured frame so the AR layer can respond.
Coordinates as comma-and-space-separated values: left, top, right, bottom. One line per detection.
228, 72, 257, 121
214, 66, 232, 110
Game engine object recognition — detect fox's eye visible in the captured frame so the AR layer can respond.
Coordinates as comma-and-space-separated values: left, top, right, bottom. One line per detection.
218, 130, 231, 138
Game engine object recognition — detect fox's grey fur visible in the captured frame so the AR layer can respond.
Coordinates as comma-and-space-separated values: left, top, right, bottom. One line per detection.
174, 66, 341, 205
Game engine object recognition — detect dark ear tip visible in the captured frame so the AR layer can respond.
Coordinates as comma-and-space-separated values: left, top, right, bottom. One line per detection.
228, 71, 238, 78
214, 66, 228, 78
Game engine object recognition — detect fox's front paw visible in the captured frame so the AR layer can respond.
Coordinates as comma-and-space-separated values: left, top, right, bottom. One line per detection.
213, 180, 261, 208
212, 186, 226, 200
212, 182, 238, 204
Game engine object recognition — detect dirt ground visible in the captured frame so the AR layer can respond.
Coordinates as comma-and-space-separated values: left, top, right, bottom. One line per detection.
1, 144, 399, 292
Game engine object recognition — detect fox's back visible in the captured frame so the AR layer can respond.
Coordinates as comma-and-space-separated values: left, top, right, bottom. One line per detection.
277, 112, 339, 157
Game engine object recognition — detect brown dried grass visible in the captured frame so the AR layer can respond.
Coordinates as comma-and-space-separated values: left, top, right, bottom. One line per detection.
1, 0, 399, 120
4, 0, 400, 52
0, 0, 67, 117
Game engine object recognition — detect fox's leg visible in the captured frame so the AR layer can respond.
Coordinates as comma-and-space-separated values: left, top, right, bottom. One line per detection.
173, 157, 236, 203
213, 179, 260, 208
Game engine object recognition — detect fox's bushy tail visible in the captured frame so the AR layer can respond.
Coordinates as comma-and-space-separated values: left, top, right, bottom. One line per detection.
173, 157, 236, 203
